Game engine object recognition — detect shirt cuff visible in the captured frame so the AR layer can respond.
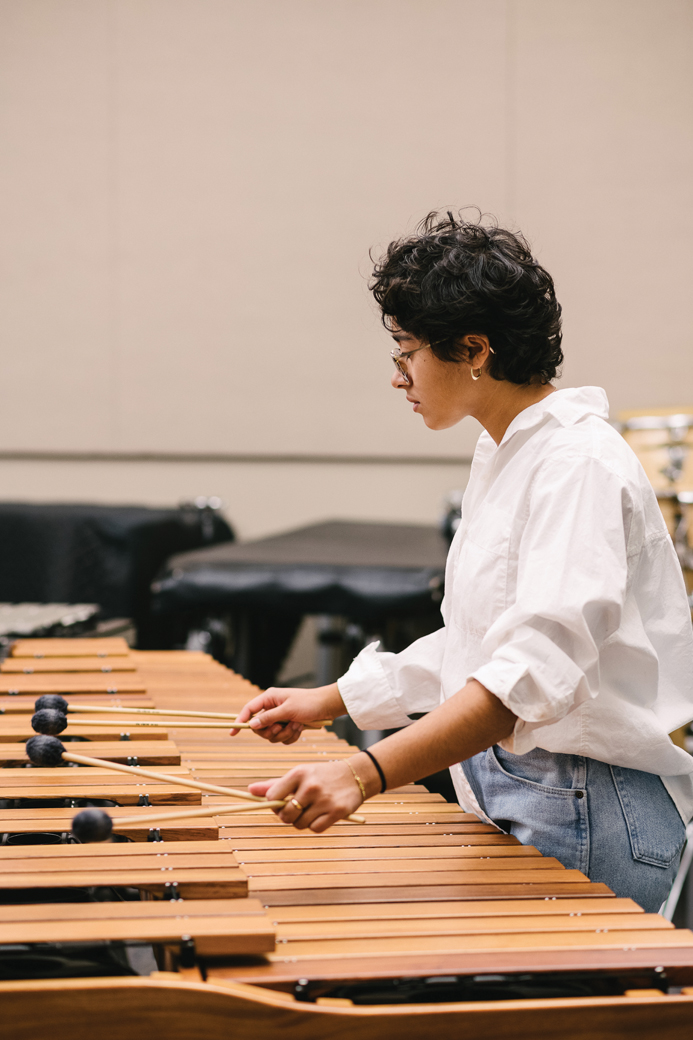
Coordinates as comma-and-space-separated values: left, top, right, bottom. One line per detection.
337, 642, 413, 730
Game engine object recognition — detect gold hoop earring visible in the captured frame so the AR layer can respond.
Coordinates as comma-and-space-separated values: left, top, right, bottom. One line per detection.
471, 366, 481, 381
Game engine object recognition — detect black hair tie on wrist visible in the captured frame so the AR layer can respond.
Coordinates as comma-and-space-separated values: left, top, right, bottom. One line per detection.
363, 748, 387, 793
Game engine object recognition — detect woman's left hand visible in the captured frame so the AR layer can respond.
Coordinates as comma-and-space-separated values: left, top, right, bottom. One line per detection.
248, 761, 365, 833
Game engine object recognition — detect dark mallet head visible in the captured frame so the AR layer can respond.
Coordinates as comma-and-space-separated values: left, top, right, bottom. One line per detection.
25, 734, 67, 767
31, 709, 68, 736
34, 695, 69, 713
72, 808, 114, 843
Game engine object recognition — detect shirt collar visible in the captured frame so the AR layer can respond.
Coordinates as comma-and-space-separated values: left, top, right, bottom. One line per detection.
498, 386, 610, 447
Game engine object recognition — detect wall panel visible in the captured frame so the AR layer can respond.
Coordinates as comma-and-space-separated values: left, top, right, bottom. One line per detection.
0, 1, 690, 537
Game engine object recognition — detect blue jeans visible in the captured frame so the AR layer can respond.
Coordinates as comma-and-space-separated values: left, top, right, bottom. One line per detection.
461, 746, 686, 912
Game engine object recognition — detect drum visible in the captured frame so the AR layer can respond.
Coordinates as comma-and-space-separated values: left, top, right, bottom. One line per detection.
620, 413, 693, 493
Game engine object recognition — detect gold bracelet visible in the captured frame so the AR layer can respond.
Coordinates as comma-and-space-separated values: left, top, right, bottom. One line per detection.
346, 759, 367, 800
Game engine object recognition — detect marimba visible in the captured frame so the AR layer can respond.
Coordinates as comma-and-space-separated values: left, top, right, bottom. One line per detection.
1, 639, 693, 1040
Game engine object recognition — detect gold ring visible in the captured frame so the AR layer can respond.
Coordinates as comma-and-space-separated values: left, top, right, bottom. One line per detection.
290, 798, 304, 812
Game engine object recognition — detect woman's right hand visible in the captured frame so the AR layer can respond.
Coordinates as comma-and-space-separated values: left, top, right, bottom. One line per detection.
230, 682, 346, 744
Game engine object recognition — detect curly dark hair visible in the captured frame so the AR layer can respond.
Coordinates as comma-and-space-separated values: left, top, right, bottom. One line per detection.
370, 211, 563, 385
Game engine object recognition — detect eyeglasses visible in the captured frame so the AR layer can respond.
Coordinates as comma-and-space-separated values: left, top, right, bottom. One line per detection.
390, 343, 429, 385
390, 341, 495, 385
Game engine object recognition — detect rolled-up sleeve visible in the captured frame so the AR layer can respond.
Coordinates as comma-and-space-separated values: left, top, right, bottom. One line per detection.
470, 455, 639, 750
338, 626, 446, 730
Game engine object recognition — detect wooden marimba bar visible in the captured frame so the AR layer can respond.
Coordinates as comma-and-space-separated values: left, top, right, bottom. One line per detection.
1, 639, 693, 1040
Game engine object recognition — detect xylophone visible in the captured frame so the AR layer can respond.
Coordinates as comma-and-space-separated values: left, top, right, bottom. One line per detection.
1, 639, 693, 1040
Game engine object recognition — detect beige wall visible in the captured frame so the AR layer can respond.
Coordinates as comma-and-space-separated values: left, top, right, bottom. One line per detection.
0, 0, 691, 539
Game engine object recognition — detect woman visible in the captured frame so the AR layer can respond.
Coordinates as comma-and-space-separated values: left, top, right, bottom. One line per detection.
232, 212, 693, 911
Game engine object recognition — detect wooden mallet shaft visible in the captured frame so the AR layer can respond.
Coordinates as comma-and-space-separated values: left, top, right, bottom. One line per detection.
53, 717, 331, 730
58, 702, 330, 726
61, 748, 267, 802
46, 747, 366, 823
62, 703, 256, 720
87, 800, 366, 827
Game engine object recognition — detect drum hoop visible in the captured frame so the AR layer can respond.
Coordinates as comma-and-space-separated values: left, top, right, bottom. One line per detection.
623, 414, 693, 431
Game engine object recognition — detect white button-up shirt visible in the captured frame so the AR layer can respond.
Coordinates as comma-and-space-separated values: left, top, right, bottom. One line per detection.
338, 387, 693, 824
